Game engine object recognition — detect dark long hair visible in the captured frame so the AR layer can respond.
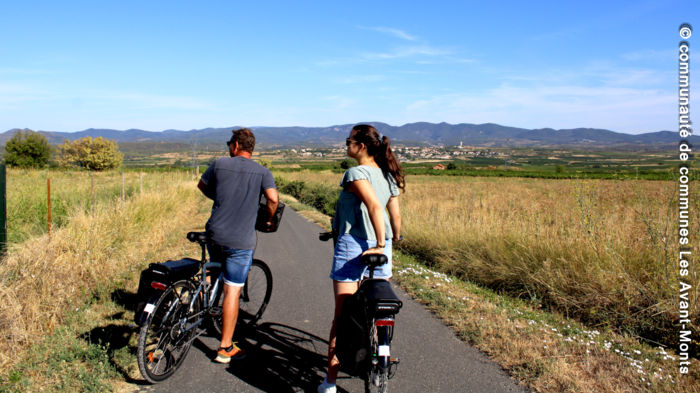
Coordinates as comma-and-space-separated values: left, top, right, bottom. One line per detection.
350, 124, 405, 191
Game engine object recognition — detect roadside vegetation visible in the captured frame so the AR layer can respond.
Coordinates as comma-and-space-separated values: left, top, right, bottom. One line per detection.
0, 154, 696, 392
273, 171, 698, 356
0, 169, 210, 392
281, 184, 700, 393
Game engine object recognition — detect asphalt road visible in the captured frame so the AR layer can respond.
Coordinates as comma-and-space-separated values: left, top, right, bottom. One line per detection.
136, 208, 528, 393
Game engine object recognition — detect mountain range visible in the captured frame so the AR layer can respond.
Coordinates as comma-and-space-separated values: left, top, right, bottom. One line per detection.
2, 122, 695, 151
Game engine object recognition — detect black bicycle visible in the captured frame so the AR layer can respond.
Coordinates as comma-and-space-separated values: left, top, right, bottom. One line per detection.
320, 232, 403, 393
135, 231, 272, 383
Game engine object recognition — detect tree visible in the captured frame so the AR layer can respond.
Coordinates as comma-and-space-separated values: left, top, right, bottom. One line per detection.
339, 159, 354, 170
58, 136, 123, 170
4, 130, 51, 168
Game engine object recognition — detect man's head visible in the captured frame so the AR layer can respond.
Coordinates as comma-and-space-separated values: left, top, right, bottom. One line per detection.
228, 128, 255, 157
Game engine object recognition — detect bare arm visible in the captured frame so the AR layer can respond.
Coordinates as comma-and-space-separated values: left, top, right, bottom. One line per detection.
264, 187, 280, 225
347, 179, 385, 254
386, 196, 401, 242
197, 180, 215, 200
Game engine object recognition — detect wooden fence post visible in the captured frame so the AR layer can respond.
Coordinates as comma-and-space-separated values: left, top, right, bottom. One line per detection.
90, 171, 95, 215
0, 164, 6, 254
47, 178, 51, 239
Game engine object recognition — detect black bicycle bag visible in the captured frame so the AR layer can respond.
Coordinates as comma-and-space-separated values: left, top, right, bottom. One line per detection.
255, 195, 286, 233
134, 258, 200, 324
335, 288, 372, 376
360, 279, 403, 318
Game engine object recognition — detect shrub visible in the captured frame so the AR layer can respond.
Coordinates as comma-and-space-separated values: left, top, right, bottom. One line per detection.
339, 159, 354, 170
58, 137, 123, 170
4, 130, 51, 168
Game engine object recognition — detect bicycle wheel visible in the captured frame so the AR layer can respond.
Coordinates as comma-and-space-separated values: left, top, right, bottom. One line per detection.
137, 280, 199, 383
211, 259, 272, 334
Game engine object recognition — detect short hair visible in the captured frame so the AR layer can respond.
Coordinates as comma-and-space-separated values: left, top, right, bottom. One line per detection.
230, 128, 255, 153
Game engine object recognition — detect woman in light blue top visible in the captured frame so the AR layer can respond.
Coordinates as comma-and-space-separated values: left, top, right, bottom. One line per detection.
319, 124, 405, 393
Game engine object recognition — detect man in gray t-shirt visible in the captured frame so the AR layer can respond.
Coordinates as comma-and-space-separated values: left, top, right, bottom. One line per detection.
197, 128, 278, 363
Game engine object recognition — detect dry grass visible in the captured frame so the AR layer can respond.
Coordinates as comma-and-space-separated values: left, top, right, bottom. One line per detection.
275, 188, 700, 392
0, 170, 208, 372
393, 255, 700, 393
275, 171, 698, 349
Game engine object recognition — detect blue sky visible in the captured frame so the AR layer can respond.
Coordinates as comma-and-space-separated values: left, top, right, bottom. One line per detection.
0, 1, 696, 134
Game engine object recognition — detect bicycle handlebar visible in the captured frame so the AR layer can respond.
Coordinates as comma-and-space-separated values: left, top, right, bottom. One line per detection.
319, 232, 403, 244
187, 231, 208, 244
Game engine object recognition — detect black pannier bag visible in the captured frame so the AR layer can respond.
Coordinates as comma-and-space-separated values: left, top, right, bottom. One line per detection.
134, 258, 200, 324
335, 279, 403, 375
335, 286, 372, 376
255, 195, 285, 233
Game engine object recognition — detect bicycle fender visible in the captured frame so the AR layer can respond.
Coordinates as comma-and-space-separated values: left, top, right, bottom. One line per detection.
138, 293, 163, 326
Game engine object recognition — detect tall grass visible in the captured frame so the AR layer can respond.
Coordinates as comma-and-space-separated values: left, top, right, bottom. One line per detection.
0, 170, 208, 371
275, 170, 698, 346
6, 168, 188, 244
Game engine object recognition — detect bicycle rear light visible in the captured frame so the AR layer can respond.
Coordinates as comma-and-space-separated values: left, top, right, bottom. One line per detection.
375, 318, 395, 327
151, 281, 167, 291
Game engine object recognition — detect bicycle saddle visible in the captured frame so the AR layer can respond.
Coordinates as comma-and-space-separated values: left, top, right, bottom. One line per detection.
187, 231, 208, 244
361, 254, 388, 269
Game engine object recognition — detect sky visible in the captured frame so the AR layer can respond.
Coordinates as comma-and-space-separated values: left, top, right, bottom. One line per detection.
0, 1, 697, 134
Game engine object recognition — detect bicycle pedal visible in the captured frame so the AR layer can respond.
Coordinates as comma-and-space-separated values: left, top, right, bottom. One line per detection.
388, 358, 400, 379
208, 307, 222, 317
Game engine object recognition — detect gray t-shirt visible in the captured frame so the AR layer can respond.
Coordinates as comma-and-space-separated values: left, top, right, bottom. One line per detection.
333, 165, 400, 241
200, 156, 276, 250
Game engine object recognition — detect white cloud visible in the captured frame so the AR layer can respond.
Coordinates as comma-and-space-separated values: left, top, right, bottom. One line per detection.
321, 95, 356, 110
367, 27, 419, 41
403, 84, 675, 133
621, 49, 674, 62
332, 74, 386, 84
360, 45, 452, 60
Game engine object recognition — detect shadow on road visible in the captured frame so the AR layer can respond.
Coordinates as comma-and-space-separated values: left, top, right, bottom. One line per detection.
214, 322, 348, 393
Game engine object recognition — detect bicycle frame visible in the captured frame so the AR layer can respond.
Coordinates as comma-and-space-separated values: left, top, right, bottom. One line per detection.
140, 240, 224, 339
137, 231, 273, 384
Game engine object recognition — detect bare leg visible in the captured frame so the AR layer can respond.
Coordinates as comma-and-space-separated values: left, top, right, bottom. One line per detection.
326, 280, 360, 384
220, 284, 242, 348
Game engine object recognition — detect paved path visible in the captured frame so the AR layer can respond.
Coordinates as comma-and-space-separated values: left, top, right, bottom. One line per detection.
137, 208, 528, 393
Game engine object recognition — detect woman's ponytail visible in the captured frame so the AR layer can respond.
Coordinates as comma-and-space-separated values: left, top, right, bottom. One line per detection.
350, 125, 405, 191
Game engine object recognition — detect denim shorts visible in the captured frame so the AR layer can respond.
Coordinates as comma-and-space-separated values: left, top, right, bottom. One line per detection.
330, 233, 392, 282
207, 244, 254, 287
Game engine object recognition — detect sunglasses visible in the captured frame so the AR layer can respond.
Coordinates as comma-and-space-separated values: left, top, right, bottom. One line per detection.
345, 138, 357, 146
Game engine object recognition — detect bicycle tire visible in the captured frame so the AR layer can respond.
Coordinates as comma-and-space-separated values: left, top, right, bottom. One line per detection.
377, 371, 389, 393
137, 280, 199, 383
211, 259, 272, 334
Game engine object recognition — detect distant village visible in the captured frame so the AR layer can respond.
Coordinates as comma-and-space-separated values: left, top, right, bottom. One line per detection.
277, 141, 502, 162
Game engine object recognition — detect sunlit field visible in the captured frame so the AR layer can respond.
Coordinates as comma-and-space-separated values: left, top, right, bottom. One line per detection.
0, 169, 209, 370
275, 170, 699, 345
5, 168, 199, 243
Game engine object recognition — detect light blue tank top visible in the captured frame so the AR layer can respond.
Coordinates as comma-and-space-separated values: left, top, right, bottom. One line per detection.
333, 165, 400, 241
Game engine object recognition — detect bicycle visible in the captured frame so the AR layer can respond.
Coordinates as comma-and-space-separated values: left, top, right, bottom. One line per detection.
135, 231, 272, 383
320, 231, 403, 393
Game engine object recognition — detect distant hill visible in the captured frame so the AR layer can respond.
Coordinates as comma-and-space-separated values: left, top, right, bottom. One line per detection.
2, 122, 696, 151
